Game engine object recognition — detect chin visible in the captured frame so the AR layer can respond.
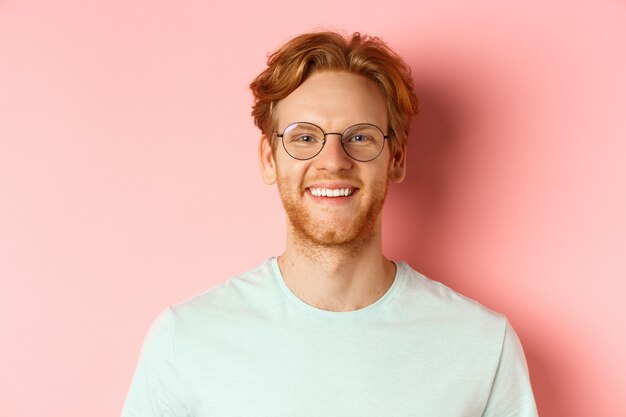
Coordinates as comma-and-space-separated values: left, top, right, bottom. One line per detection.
291, 217, 379, 248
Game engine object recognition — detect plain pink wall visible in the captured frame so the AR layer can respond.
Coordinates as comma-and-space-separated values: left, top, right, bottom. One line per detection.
1, 1, 624, 416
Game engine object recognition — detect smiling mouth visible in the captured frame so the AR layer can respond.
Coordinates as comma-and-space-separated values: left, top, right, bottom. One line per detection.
308, 187, 355, 198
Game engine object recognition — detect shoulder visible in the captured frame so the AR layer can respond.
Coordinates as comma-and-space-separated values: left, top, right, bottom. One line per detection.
396, 261, 507, 332
164, 258, 280, 326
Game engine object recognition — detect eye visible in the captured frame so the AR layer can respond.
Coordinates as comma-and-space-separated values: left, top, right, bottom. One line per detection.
296, 135, 314, 143
283, 123, 324, 146
347, 134, 371, 143
286, 133, 322, 146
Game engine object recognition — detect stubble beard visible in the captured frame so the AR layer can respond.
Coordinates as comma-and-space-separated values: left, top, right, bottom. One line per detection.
278, 178, 389, 253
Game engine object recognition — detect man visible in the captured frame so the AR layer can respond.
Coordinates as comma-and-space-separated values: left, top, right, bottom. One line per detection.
121, 31, 538, 416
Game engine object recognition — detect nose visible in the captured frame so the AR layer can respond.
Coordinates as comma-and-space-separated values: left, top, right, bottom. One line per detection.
313, 134, 353, 172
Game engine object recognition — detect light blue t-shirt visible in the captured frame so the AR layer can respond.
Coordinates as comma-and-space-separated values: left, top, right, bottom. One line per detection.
121, 258, 537, 417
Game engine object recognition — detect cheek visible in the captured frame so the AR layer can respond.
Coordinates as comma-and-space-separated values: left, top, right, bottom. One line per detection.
276, 157, 308, 177
368, 162, 393, 184
275, 165, 306, 192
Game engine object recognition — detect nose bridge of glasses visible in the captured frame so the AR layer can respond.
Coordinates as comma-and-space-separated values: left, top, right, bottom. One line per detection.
321, 132, 350, 156
316, 132, 344, 158
322, 132, 344, 141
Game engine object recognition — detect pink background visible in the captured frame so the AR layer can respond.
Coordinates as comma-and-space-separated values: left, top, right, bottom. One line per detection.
1, 1, 625, 416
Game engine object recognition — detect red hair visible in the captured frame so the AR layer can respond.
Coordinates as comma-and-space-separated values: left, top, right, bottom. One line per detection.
250, 31, 419, 152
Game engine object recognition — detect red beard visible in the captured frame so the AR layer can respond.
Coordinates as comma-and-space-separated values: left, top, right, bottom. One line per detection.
277, 176, 389, 249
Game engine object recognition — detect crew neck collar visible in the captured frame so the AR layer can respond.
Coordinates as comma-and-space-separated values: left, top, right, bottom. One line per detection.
270, 257, 405, 320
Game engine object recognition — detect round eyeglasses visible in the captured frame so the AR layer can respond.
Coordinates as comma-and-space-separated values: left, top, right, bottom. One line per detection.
275, 122, 389, 162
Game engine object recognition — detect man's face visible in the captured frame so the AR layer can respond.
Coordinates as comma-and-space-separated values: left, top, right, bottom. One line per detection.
259, 70, 406, 248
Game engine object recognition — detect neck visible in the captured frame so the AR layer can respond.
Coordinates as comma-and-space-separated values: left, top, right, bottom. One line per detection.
277, 224, 396, 312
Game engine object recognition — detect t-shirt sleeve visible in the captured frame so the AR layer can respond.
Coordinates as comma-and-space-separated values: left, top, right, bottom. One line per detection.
482, 319, 538, 417
121, 307, 190, 417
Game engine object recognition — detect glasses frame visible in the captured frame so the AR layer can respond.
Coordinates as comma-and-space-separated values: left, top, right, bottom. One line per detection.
275, 122, 390, 162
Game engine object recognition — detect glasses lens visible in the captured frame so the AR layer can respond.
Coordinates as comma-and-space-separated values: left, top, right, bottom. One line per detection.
282, 123, 325, 160
342, 124, 385, 161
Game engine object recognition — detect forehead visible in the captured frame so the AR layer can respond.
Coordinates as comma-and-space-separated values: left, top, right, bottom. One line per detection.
274, 71, 388, 131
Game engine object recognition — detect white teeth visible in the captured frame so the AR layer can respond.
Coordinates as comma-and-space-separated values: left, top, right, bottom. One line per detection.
310, 188, 354, 197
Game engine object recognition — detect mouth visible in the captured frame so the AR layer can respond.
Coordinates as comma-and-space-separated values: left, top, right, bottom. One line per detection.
308, 187, 356, 198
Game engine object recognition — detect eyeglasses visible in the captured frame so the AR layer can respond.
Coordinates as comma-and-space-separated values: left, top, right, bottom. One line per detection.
275, 122, 389, 162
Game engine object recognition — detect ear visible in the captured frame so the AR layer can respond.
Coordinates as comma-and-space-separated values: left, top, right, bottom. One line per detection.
258, 134, 277, 184
388, 143, 407, 183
